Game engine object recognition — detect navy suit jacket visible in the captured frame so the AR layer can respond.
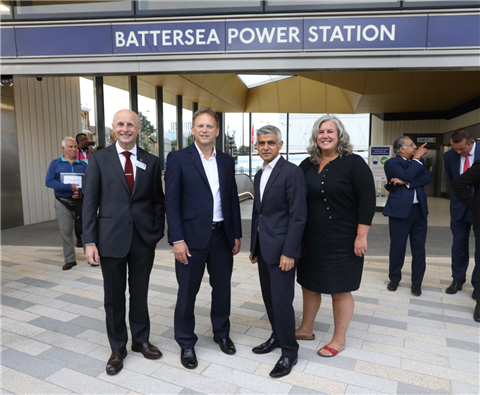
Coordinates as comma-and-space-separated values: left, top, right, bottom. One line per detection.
165, 144, 242, 250
83, 143, 165, 258
453, 159, 480, 227
250, 156, 307, 263
383, 155, 431, 219
444, 142, 480, 218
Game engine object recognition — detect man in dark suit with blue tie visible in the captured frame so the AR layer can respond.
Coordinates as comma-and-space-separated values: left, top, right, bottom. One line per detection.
444, 129, 480, 296
83, 110, 165, 375
165, 108, 242, 370
383, 136, 431, 297
250, 125, 307, 378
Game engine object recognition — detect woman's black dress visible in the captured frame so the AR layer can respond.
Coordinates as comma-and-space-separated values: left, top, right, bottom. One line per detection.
297, 154, 376, 294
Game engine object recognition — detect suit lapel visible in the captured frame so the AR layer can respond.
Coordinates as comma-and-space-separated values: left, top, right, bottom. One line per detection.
132, 147, 145, 196
188, 144, 209, 187
453, 151, 461, 178
106, 144, 131, 194
216, 152, 226, 203
260, 156, 284, 209
254, 169, 262, 213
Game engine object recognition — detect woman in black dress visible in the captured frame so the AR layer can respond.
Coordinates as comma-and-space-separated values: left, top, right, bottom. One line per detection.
295, 115, 375, 357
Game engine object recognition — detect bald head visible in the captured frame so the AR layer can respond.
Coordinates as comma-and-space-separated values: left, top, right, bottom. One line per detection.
112, 109, 142, 150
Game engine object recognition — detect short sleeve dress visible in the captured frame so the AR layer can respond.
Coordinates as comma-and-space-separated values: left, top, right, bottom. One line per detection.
297, 154, 376, 294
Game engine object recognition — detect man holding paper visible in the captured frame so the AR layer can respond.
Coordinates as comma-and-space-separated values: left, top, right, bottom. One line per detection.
45, 137, 87, 270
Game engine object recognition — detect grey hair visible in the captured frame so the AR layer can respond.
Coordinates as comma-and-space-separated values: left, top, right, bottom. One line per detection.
307, 115, 353, 163
257, 124, 282, 142
392, 136, 410, 155
62, 136, 76, 148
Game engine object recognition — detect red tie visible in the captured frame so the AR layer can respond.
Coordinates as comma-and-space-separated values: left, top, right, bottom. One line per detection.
122, 151, 134, 193
463, 154, 470, 174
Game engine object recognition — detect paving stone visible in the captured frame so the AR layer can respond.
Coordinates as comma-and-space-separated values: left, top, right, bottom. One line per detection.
1, 348, 62, 379
68, 315, 107, 333
55, 293, 104, 309
28, 316, 87, 337
0, 295, 35, 310
1, 369, 70, 394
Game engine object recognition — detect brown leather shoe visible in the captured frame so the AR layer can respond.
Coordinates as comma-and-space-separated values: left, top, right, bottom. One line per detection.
62, 261, 77, 270
131, 341, 162, 359
106, 350, 127, 375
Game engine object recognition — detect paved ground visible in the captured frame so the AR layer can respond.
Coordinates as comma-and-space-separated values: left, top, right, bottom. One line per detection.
1, 198, 479, 394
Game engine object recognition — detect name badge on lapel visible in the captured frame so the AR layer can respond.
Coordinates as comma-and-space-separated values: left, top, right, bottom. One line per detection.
136, 161, 147, 171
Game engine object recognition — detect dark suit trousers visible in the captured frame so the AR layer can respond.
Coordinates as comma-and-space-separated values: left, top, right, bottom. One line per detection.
100, 225, 155, 353
256, 243, 298, 359
450, 210, 479, 287
174, 226, 233, 349
388, 204, 427, 285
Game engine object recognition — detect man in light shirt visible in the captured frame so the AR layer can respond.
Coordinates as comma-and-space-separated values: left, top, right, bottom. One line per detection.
165, 108, 242, 370
383, 136, 431, 297
444, 128, 480, 297
249, 125, 307, 378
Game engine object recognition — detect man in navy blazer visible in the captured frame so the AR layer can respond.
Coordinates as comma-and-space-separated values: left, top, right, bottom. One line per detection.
383, 136, 431, 296
165, 108, 242, 370
83, 110, 165, 375
444, 129, 480, 296
250, 125, 307, 378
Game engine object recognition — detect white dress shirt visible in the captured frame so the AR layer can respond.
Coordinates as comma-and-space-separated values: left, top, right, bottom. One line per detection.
195, 142, 223, 222
259, 153, 282, 202
460, 142, 476, 174
115, 142, 137, 180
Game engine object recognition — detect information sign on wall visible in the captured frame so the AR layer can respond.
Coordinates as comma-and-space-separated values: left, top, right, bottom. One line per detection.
369, 146, 393, 181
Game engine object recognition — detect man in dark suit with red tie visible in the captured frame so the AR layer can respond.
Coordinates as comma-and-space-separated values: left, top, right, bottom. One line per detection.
454, 159, 480, 322
83, 109, 165, 375
165, 108, 242, 370
383, 136, 431, 297
250, 125, 307, 378
444, 129, 480, 296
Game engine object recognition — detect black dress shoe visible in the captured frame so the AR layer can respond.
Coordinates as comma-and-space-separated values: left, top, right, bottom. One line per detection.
106, 350, 127, 375
213, 336, 236, 355
387, 281, 399, 291
131, 341, 162, 359
472, 287, 478, 300
411, 284, 422, 297
446, 282, 462, 294
474, 304, 480, 323
269, 356, 298, 378
181, 348, 198, 369
252, 338, 280, 354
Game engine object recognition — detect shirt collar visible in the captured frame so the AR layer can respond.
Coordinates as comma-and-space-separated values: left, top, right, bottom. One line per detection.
468, 141, 476, 156
115, 142, 137, 156
262, 153, 282, 171
195, 141, 216, 159
61, 156, 81, 164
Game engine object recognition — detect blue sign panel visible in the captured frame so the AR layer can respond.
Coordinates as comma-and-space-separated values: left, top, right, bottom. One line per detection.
113, 21, 225, 54
371, 147, 391, 155
226, 19, 303, 52
0, 28, 16, 57
15, 25, 112, 57
304, 16, 428, 50
428, 14, 480, 48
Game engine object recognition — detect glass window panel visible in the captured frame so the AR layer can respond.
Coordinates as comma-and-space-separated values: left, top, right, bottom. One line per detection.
1, 1, 13, 19
182, 99, 193, 149
138, 80, 157, 155
163, 90, 177, 163
225, 112, 250, 175
251, 113, 286, 173
286, 113, 370, 166
403, 0, 479, 7
266, 0, 399, 11
104, 75, 130, 146
137, 0, 261, 15
14, 0, 133, 20
79, 76, 96, 147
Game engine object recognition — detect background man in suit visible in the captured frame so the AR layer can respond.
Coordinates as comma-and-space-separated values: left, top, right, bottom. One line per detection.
83, 109, 165, 375
453, 159, 480, 322
165, 108, 242, 370
444, 129, 480, 296
249, 125, 307, 378
383, 136, 431, 296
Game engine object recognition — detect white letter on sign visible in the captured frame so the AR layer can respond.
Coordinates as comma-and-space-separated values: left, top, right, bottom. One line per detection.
115, 32, 125, 47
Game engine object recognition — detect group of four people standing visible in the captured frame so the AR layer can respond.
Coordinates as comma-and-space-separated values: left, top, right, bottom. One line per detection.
80, 108, 376, 378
